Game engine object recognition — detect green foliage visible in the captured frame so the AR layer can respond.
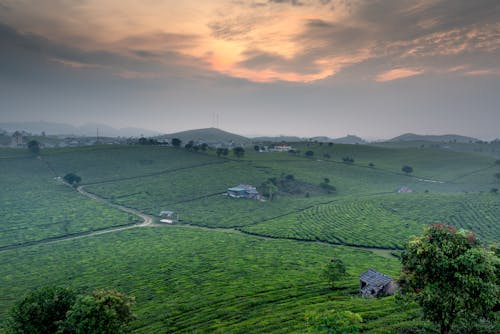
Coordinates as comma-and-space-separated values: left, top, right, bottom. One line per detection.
322, 258, 347, 289
27, 140, 40, 155
401, 165, 413, 174
305, 150, 314, 157
400, 224, 498, 334
171, 138, 181, 148
342, 156, 354, 164
305, 309, 362, 334
7, 286, 76, 334
233, 146, 245, 158
216, 147, 229, 157
61, 289, 135, 334
63, 173, 82, 186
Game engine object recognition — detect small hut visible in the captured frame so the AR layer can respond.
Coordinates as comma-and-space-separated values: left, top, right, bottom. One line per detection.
159, 210, 176, 223
359, 269, 398, 298
227, 184, 260, 199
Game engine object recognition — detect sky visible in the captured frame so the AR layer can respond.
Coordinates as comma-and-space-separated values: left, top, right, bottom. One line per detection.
0, 0, 499, 139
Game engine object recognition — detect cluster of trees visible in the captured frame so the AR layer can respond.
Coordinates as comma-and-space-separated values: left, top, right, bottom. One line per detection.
342, 156, 354, 164
215, 147, 229, 157
137, 137, 161, 145
7, 287, 134, 334
184, 141, 208, 152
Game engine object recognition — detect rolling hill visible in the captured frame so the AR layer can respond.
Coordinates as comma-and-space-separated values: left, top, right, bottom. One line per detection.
159, 127, 252, 146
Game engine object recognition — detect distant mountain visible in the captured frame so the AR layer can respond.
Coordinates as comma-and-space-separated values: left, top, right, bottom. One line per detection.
309, 135, 366, 144
252, 135, 304, 142
388, 133, 479, 143
0, 121, 160, 137
160, 127, 252, 146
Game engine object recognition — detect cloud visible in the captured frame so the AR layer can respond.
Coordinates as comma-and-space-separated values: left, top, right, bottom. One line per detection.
375, 68, 423, 82
268, 0, 304, 6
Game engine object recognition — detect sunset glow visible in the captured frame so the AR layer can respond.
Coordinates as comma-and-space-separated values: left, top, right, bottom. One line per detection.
1, 0, 499, 138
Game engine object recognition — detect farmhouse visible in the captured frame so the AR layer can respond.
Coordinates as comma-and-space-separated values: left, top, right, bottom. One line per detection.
270, 145, 292, 152
227, 184, 260, 199
397, 186, 413, 193
159, 210, 176, 223
359, 269, 398, 298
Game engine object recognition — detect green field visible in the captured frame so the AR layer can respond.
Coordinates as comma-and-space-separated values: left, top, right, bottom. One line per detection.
0, 143, 498, 333
0, 227, 417, 333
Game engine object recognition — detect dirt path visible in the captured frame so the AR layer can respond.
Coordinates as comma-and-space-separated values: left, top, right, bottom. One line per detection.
76, 186, 155, 227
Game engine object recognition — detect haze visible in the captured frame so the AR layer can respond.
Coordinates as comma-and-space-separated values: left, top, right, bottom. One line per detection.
0, 0, 499, 140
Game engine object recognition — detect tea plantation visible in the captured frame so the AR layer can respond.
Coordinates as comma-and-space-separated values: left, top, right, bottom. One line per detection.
0, 143, 498, 333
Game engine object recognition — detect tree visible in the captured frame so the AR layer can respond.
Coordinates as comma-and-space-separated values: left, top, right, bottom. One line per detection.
321, 258, 347, 289
27, 140, 40, 155
184, 140, 194, 151
233, 146, 245, 158
63, 173, 82, 187
495, 172, 500, 180
401, 165, 413, 175
399, 224, 498, 334
60, 289, 135, 334
254, 145, 260, 151
305, 150, 314, 157
171, 138, 181, 148
7, 286, 76, 334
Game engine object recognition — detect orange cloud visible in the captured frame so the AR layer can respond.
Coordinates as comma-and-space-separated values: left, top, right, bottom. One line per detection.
376, 68, 423, 82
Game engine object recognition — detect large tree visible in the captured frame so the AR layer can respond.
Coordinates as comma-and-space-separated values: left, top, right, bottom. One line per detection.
400, 224, 498, 334
7, 286, 76, 334
59, 289, 135, 334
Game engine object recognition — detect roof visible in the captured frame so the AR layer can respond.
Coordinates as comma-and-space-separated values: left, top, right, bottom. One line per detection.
159, 210, 174, 216
228, 184, 256, 192
359, 269, 392, 287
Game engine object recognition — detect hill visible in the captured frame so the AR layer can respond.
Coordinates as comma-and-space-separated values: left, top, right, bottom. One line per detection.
388, 133, 479, 143
0, 121, 160, 137
251, 135, 304, 142
308, 135, 366, 144
159, 127, 252, 146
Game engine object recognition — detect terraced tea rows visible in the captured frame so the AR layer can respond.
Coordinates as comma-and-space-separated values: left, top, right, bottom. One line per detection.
242, 193, 499, 248
0, 227, 417, 333
242, 198, 422, 248
0, 156, 139, 248
43, 145, 222, 183
85, 161, 270, 215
